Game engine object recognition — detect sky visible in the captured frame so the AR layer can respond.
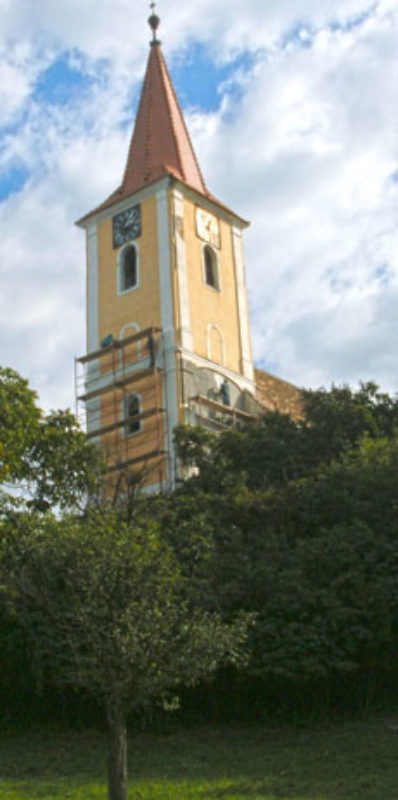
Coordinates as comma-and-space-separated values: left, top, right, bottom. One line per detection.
0, 0, 397, 412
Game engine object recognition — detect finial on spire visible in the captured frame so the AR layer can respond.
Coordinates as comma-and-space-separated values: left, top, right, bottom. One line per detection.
148, 3, 161, 43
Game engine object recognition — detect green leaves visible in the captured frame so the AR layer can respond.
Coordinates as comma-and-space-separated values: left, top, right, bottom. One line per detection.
0, 510, 250, 710
175, 382, 398, 495
0, 367, 103, 512
171, 383, 398, 692
0, 368, 41, 483
28, 409, 102, 511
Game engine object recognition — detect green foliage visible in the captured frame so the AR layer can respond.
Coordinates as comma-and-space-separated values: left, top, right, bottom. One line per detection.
0, 510, 250, 799
173, 425, 215, 471
175, 382, 398, 494
302, 381, 398, 460
0, 367, 102, 511
28, 409, 102, 511
3, 373, 398, 734
0, 511, 248, 707
276, 434, 398, 542
250, 519, 398, 680
175, 412, 305, 492
0, 368, 41, 483
172, 383, 398, 702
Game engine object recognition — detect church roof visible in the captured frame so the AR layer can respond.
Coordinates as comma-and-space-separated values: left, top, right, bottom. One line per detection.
255, 368, 303, 420
78, 31, 248, 227
122, 40, 208, 198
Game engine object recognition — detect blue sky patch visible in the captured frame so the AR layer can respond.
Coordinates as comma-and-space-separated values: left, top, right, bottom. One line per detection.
281, 4, 377, 51
34, 54, 90, 106
0, 166, 29, 202
375, 263, 391, 286
329, 3, 377, 34
171, 44, 256, 112
282, 22, 314, 50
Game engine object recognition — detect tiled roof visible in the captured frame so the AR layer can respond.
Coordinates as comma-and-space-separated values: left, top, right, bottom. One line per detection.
254, 368, 303, 420
122, 41, 207, 198
79, 40, 221, 223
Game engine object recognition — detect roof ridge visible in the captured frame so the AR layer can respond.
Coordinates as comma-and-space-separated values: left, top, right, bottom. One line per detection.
157, 45, 207, 192
158, 48, 184, 182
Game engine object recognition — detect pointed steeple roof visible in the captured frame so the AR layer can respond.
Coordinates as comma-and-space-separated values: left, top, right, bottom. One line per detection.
121, 40, 208, 198
78, 16, 248, 227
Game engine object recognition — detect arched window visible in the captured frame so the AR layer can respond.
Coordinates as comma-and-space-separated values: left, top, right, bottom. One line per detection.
119, 322, 141, 367
207, 324, 225, 365
119, 245, 138, 293
203, 245, 219, 290
123, 393, 141, 436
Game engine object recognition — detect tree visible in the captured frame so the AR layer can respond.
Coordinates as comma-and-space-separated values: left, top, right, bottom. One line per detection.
0, 510, 249, 800
174, 413, 305, 493
0, 367, 102, 511
175, 382, 398, 494
249, 518, 398, 685
0, 367, 41, 484
27, 408, 102, 511
171, 389, 398, 714
301, 381, 398, 464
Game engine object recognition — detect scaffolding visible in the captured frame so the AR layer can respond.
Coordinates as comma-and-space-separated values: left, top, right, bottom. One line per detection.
75, 327, 167, 487
187, 393, 257, 432
75, 326, 261, 492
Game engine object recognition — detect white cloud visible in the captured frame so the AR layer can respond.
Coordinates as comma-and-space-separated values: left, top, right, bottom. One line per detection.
190, 0, 398, 392
0, 0, 397, 413
0, 40, 50, 127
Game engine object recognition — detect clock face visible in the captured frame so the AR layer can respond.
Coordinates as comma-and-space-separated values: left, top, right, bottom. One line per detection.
196, 207, 220, 249
113, 205, 141, 248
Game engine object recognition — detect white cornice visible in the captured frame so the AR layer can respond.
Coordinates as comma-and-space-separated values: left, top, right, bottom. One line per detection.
178, 182, 250, 230
76, 177, 170, 229
76, 176, 249, 231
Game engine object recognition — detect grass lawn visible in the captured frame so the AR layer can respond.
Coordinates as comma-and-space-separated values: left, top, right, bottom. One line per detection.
0, 716, 397, 799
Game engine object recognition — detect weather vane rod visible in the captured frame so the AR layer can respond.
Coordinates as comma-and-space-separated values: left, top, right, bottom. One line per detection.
148, 2, 161, 43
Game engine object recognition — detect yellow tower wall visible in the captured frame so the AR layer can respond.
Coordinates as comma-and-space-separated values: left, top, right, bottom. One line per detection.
97, 195, 161, 340
94, 194, 168, 488
181, 196, 243, 374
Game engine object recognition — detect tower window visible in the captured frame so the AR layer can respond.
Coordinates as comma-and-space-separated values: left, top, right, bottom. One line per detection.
208, 323, 225, 365
204, 246, 219, 290
119, 245, 138, 293
123, 393, 141, 436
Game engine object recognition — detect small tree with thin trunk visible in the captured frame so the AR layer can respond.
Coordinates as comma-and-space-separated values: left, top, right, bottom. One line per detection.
0, 510, 249, 800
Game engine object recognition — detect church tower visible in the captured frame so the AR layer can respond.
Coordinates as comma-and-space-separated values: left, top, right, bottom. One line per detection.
76, 10, 261, 492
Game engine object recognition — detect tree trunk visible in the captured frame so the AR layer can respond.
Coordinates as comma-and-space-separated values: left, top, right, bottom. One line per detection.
107, 702, 128, 800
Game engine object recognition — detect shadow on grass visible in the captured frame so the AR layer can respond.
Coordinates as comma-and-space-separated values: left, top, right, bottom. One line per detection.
0, 718, 397, 800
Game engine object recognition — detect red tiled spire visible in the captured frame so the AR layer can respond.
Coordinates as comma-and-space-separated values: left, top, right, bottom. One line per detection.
77, 16, 248, 226
121, 40, 208, 198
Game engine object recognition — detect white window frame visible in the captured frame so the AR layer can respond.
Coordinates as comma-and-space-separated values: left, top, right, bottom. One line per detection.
117, 242, 140, 296
122, 393, 142, 438
202, 244, 221, 292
